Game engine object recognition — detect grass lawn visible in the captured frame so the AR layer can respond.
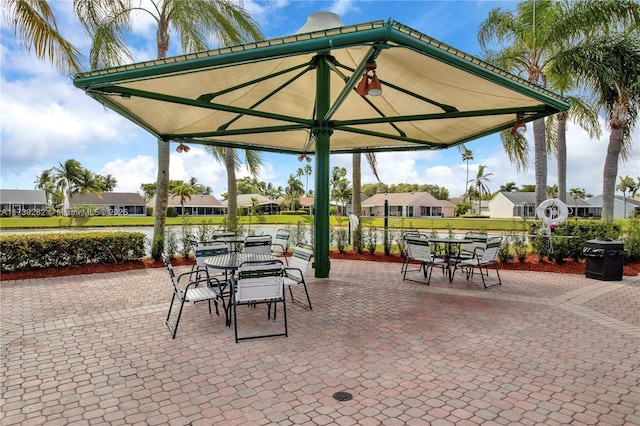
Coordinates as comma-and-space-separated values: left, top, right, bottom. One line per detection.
1, 214, 535, 231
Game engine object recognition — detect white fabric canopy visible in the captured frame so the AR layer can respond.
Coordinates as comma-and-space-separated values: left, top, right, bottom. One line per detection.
74, 18, 567, 156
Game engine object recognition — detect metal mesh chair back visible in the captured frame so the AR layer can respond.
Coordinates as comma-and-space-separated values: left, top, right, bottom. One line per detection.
244, 235, 272, 254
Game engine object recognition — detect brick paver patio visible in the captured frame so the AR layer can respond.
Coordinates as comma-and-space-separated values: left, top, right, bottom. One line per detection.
1, 260, 638, 425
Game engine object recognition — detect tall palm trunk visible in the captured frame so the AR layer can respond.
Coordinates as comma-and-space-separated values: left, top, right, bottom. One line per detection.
151, 21, 170, 259
602, 125, 625, 222
533, 118, 547, 211
225, 147, 238, 232
464, 161, 470, 202
352, 153, 361, 216
152, 140, 170, 258
556, 112, 568, 204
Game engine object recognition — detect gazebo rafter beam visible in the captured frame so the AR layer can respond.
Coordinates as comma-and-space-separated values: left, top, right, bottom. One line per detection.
321, 46, 379, 122
88, 86, 314, 126
216, 66, 314, 131
333, 105, 548, 126
197, 62, 311, 101
166, 123, 309, 140
335, 61, 458, 113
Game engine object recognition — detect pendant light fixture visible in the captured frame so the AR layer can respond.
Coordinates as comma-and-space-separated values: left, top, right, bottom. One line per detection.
355, 61, 382, 96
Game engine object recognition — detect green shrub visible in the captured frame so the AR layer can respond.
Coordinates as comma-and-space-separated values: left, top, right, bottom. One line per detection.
513, 235, 528, 263
497, 234, 512, 263
390, 230, 406, 257
165, 229, 178, 258
623, 218, 640, 261
365, 225, 377, 255
383, 229, 391, 255
353, 224, 364, 254
0, 232, 145, 272
334, 229, 348, 253
179, 221, 192, 259
293, 221, 309, 246
529, 219, 622, 262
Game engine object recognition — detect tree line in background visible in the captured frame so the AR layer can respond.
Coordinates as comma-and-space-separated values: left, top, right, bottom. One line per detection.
34, 159, 117, 207
7, 0, 639, 259
30, 157, 640, 219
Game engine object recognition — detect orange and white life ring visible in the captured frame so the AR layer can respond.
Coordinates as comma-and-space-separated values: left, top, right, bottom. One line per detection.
536, 199, 569, 227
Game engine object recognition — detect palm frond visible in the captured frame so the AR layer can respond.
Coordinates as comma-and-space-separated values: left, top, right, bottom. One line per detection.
6, 0, 84, 73
499, 130, 529, 171
545, 115, 558, 154
566, 95, 602, 139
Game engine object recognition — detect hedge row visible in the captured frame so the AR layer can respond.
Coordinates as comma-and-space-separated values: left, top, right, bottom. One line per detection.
0, 232, 146, 272
528, 220, 626, 261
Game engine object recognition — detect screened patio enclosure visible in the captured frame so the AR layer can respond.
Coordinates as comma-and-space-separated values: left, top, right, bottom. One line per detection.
73, 13, 569, 278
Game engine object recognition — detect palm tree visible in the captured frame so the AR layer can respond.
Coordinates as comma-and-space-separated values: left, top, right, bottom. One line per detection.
303, 164, 312, 196
552, 32, 640, 222
352, 153, 379, 217
616, 175, 638, 219
332, 179, 353, 217
469, 165, 493, 215
205, 147, 262, 232
2, 0, 83, 74
170, 182, 195, 217
78, 169, 104, 198
478, 0, 639, 210
569, 187, 586, 218
544, 76, 601, 204
97, 174, 118, 192
76, 0, 262, 258
547, 184, 559, 199
459, 146, 474, 201
34, 168, 56, 205
499, 182, 518, 192
295, 166, 306, 202
285, 174, 304, 211
53, 159, 83, 209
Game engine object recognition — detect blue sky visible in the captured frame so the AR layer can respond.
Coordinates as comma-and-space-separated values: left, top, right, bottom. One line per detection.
1, 0, 638, 199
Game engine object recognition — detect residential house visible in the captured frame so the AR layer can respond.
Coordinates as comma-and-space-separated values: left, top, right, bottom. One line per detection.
0, 189, 48, 217
68, 192, 147, 216
221, 194, 281, 215
361, 192, 455, 218
488, 192, 599, 218
587, 195, 640, 219
299, 196, 314, 214
148, 194, 226, 216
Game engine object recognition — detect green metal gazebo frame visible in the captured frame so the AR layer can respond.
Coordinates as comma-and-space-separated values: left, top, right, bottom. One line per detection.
74, 16, 569, 278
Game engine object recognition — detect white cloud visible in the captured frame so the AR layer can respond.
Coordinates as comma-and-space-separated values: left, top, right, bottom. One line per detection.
329, 0, 360, 17
100, 156, 156, 193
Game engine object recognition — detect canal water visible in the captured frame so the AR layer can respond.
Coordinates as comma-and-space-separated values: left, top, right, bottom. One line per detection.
0, 225, 299, 255
1, 225, 504, 255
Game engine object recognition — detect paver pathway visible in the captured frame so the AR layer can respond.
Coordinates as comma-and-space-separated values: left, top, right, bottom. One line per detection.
1, 261, 638, 425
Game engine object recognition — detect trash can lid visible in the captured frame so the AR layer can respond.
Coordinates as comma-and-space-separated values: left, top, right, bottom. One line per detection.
585, 239, 624, 248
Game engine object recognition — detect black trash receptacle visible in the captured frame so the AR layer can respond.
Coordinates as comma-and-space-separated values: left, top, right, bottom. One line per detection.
583, 239, 625, 281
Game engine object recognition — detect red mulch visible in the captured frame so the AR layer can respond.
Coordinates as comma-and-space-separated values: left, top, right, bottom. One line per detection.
1, 252, 639, 281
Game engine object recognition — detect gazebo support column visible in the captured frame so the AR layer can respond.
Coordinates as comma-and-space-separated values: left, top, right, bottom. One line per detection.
313, 55, 331, 278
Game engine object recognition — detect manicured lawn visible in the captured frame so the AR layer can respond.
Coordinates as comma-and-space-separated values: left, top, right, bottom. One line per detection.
0, 214, 533, 231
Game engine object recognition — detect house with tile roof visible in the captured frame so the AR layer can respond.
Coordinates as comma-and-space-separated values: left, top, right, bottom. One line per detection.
220, 194, 281, 215
488, 192, 600, 218
0, 189, 48, 217
68, 192, 147, 216
147, 194, 226, 216
587, 195, 640, 219
361, 192, 455, 218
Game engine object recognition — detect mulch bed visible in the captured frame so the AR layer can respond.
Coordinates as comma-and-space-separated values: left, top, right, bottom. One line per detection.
1, 252, 638, 281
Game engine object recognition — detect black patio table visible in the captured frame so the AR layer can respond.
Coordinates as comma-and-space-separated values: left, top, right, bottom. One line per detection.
204, 253, 276, 271
428, 238, 472, 282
